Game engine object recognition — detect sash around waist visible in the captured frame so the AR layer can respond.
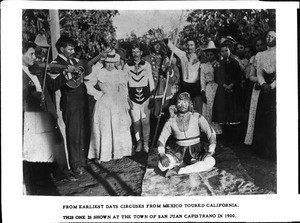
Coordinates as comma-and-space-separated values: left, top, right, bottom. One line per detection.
175, 137, 200, 147
176, 135, 200, 142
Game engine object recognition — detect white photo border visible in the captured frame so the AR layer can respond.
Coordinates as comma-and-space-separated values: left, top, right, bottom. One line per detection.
1, 1, 299, 222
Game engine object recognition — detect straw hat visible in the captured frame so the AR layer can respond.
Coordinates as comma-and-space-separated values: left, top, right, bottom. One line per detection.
220, 36, 237, 45
34, 34, 50, 47
203, 41, 218, 51
104, 49, 120, 62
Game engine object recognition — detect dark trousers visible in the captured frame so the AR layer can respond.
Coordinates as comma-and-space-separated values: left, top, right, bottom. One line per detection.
62, 95, 90, 170
23, 161, 59, 195
180, 81, 203, 114
192, 95, 203, 114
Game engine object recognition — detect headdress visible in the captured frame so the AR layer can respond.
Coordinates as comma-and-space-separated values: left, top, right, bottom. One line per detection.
176, 92, 194, 113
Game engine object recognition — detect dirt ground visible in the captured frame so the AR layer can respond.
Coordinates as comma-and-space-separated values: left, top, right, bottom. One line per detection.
24, 141, 276, 196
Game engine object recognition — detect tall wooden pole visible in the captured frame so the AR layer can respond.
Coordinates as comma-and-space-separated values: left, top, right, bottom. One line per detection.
49, 10, 70, 168
151, 10, 185, 150
49, 10, 60, 59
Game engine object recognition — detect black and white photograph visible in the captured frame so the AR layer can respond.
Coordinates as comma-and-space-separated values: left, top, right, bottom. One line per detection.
1, 1, 299, 222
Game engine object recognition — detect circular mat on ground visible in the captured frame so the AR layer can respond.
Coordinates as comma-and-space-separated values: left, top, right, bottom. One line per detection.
142, 146, 275, 196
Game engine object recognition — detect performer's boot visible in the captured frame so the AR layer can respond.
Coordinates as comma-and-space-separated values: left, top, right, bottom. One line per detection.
133, 121, 143, 152
142, 118, 150, 153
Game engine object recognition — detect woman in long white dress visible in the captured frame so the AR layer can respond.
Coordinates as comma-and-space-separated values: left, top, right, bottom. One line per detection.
85, 50, 132, 162
244, 38, 267, 145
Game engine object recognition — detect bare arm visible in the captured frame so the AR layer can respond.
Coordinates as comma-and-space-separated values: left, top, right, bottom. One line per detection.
165, 39, 186, 61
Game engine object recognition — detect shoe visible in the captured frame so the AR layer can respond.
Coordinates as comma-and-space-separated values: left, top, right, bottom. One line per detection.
135, 141, 143, 153
55, 175, 78, 182
66, 175, 78, 181
143, 145, 149, 153
72, 167, 85, 176
53, 172, 78, 182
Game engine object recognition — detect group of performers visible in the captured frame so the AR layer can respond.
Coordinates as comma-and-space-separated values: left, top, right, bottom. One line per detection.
23, 29, 276, 191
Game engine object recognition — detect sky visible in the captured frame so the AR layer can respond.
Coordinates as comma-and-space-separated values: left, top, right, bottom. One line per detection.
112, 10, 188, 39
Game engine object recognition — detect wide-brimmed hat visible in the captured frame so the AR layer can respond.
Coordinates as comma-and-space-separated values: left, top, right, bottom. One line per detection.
34, 34, 50, 47
203, 41, 218, 52
104, 49, 120, 62
220, 36, 237, 45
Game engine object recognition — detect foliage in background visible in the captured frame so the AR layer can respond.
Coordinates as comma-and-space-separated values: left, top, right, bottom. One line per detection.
118, 9, 275, 58
22, 10, 50, 42
59, 10, 118, 59
118, 27, 169, 59
23, 9, 275, 59
22, 9, 118, 60
180, 9, 276, 48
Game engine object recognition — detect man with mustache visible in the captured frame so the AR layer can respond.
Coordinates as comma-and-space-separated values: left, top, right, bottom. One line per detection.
123, 43, 155, 153
47, 35, 90, 176
164, 38, 203, 114
157, 92, 216, 177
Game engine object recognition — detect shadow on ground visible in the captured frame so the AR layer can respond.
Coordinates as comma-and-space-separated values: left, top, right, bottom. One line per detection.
24, 142, 276, 196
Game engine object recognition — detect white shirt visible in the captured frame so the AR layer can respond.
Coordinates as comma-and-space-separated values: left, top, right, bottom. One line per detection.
23, 65, 42, 92
57, 54, 79, 65
158, 112, 216, 153
256, 46, 276, 89
167, 41, 201, 83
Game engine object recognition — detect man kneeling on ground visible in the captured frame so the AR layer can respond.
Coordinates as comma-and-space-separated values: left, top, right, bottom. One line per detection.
157, 92, 216, 177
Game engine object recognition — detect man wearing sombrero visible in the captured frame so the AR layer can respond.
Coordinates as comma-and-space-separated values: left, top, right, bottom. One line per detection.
34, 30, 50, 62
200, 41, 223, 135
157, 92, 216, 177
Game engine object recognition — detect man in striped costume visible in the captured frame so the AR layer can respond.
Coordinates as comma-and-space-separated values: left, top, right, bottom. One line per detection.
123, 43, 155, 153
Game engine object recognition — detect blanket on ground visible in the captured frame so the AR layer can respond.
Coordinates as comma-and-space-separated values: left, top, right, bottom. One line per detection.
142, 145, 275, 196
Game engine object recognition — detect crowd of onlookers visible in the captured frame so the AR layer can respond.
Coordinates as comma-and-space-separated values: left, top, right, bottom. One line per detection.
110, 31, 277, 161
22, 28, 276, 193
